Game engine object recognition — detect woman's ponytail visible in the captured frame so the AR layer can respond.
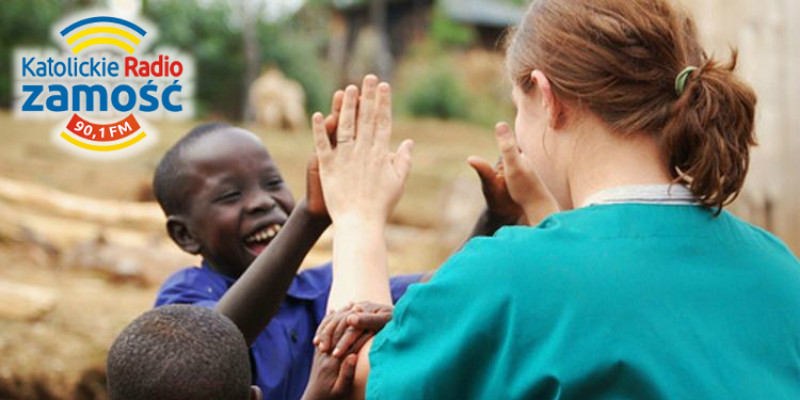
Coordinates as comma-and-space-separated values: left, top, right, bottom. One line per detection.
662, 51, 757, 212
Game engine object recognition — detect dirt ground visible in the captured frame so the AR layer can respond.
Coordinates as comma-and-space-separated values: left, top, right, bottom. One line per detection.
0, 110, 500, 399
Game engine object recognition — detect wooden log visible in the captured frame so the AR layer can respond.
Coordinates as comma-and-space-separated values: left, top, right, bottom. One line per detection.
0, 281, 57, 321
0, 177, 163, 230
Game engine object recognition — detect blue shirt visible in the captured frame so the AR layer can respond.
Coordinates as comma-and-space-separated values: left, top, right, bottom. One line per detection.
155, 261, 423, 400
368, 204, 800, 399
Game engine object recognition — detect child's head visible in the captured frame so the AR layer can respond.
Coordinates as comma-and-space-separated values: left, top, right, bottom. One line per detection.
107, 304, 262, 400
153, 123, 295, 277
506, 0, 756, 211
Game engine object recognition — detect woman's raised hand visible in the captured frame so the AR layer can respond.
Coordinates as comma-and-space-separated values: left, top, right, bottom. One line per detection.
311, 75, 413, 227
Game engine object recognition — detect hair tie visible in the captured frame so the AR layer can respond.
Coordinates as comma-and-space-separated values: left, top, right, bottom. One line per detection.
675, 66, 698, 96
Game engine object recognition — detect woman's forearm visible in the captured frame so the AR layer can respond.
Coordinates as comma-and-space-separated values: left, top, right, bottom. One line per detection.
350, 338, 373, 400
328, 217, 392, 311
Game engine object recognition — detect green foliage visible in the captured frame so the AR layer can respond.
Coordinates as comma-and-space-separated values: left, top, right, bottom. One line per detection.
404, 64, 470, 120
0, 0, 64, 107
396, 36, 514, 126
144, 0, 332, 120
260, 15, 334, 117
144, 0, 244, 119
401, 4, 480, 121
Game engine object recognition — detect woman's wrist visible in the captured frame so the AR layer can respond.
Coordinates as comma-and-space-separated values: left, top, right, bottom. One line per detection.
333, 213, 387, 234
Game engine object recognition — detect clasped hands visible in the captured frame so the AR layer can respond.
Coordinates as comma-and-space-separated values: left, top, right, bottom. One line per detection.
302, 301, 393, 400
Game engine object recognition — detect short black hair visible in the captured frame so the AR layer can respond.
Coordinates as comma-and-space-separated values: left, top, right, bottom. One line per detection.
153, 122, 233, 216
107, 304, 252, 400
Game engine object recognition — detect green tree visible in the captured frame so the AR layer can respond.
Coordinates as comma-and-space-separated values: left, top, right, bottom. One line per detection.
144, 0, 244, 119
144, 0, 333, 120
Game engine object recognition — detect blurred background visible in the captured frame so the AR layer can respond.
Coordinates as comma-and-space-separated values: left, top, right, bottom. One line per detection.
0, 0, 797, 398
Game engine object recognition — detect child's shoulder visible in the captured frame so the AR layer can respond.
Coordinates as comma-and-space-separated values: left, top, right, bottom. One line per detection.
160, 265, 223, 288
155, 265, 231, 307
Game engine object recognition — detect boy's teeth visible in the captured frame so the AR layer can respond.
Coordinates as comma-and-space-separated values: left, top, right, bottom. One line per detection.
247, 224, 282, 243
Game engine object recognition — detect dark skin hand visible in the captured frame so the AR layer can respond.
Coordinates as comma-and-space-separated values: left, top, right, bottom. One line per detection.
466, 156, 528, 237
469, 156, 525, 220
302, 306, 384, 400
416, 157, 525, 283
314, 302, 393, 358
215, 91, 344, 345
307, 90, 345, 217
300, 347, 358, 400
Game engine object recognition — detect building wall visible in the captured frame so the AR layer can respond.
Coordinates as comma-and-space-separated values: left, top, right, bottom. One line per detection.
683, 0, 800, 254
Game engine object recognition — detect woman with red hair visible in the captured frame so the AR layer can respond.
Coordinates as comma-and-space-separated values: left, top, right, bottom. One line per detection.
311, 0, 800, 398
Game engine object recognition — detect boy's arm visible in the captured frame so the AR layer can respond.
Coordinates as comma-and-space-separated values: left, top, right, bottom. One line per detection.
216, 91, 344, 345
216, 198, 329, 344
466, 208, 521, 240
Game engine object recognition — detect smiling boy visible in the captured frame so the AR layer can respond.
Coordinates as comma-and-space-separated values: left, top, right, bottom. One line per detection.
151, 121, 425, 400
155, 123, 294, 278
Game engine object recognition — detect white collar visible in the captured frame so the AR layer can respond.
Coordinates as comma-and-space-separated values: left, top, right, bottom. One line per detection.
581, 184, 698, 208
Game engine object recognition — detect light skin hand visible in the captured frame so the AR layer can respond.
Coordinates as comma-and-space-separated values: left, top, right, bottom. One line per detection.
312, 77, 414, 226
313, 75, 411, 311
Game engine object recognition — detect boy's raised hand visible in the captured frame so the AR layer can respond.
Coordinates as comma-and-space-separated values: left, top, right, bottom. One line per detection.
467, 156, 524, 223
306, 90, 345, 219
490, 122, 559, 225
312, 75, 413, 225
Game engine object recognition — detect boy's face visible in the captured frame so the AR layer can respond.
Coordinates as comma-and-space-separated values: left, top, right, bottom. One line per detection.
179, 128, 295, 277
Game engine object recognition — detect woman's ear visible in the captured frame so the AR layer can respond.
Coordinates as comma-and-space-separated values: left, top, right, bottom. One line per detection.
166, 216, 201, 255
250, 385, 263, 400
530, 70, 566, 130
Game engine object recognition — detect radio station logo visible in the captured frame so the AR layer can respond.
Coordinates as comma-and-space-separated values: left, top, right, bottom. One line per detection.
13, 12, 195, 157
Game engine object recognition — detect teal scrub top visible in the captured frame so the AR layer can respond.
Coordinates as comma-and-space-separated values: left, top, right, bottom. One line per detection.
367, 204, 800, 399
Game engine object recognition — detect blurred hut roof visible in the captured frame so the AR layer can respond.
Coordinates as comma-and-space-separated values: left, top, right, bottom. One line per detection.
332, 0, 381, 9
440, 0, 524, 27
334, 0, 525, 27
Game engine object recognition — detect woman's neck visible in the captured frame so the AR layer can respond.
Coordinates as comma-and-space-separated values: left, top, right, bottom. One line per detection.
566, 126, 673, 209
